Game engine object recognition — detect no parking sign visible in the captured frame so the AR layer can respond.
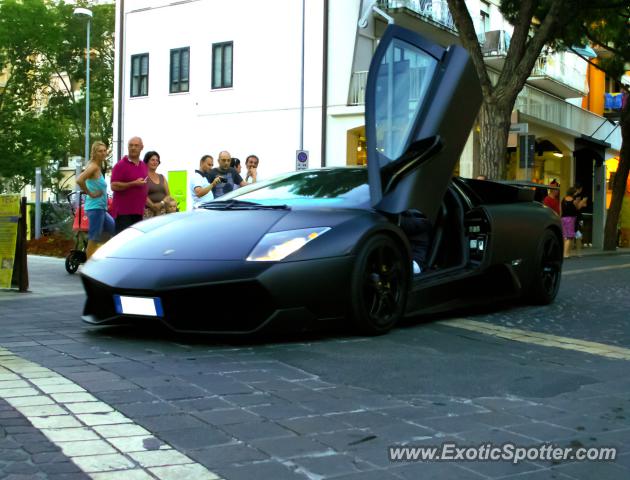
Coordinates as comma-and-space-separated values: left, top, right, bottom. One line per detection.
296, 150, 309, 171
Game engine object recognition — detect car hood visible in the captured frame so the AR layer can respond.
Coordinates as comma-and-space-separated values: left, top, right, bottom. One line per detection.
107, 209, 290, 260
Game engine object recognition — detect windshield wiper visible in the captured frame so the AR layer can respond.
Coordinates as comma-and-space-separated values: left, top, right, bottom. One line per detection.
199, 199, 290, 210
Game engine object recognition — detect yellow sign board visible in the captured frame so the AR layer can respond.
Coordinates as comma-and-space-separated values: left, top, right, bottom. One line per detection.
0, 195, 20, 288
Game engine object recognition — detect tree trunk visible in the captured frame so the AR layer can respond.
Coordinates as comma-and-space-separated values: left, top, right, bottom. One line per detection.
603, 99, 630, 250
478, 100, 512, 179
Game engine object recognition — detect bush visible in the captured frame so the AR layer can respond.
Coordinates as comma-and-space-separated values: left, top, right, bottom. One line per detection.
28, 201, 74, 239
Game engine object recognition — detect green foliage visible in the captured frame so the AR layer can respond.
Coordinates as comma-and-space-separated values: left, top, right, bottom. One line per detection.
0, 0, 114, 193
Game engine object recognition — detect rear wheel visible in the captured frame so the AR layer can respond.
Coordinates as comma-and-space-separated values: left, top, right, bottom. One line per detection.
528, 229, 562, 304
350, 234, 409, 335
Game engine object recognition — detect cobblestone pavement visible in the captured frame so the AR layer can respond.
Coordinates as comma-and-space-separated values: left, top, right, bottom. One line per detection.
0, 254, 629, 479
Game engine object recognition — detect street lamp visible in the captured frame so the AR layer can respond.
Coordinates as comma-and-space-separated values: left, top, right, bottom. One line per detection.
73, 7, 93, 191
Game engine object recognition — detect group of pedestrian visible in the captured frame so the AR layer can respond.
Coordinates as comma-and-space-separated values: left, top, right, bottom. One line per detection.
543, 180, 588, 258
191, 151, 260, 208
77, 136, 262, 259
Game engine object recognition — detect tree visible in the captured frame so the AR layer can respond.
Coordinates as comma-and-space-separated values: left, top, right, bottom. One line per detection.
445, 0, 612, 179
0, 0, 114, 194
560, 5, 630, 250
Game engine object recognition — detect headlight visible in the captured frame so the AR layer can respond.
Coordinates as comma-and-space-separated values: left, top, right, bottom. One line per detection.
246, 227, 331, 262
90, 227, 144, 260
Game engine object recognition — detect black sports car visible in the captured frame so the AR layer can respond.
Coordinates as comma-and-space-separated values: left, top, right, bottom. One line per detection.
81, 25, 562, 335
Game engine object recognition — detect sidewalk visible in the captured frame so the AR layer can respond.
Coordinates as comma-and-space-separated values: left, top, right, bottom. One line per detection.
0, 255, 83, 300
570, 246, 630, 258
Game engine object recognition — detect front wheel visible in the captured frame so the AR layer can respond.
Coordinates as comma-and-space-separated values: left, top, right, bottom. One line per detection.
350, 234, 409, 335
65, 253, 80, 274
527, 229, 562, 304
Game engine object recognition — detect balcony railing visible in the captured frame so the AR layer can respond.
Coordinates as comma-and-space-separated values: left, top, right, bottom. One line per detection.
348, 69, 621, 151
349, 70, 368, 106
378, 0, 456, 31
515, 83, 620, 150
349, 68, 425, 106
478, 30, 511, 57
530, 53, 588, 96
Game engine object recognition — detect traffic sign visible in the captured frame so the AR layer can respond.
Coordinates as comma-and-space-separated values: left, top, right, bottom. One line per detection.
296, 150, 309, 171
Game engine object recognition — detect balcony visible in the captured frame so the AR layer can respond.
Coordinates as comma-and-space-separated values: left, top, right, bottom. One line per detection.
528, 53, 589, 99
347, 68, 621, 151
479, 31, 589, 99
349, 71, 368, 106
515, 83, 621, 151
377, 0, 457, 46
349, 67, 428, 106
478, 29, 510, 70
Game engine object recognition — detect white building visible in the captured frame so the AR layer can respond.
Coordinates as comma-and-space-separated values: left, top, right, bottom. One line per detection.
114, 0, 621, 237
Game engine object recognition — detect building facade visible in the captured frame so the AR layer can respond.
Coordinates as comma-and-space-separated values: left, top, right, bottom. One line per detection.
113, 0, 622, 243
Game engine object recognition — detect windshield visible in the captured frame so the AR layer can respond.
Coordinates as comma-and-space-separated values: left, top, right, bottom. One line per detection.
213, 168, 370, 209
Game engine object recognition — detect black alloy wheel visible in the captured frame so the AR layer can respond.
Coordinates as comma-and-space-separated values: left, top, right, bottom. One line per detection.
350, 234, 409, 335
528, 229, 562, 304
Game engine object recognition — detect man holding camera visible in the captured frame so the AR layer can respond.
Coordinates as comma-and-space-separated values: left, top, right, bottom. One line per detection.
191, 154, 216, 208
207, 150, 247, 198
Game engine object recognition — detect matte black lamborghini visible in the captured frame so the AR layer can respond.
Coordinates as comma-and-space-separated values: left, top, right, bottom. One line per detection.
80, 25, 562, 335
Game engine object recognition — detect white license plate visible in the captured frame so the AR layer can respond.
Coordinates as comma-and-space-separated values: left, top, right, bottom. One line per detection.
114, 295, 163, 317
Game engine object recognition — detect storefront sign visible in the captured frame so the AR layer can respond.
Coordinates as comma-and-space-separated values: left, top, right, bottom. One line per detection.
0, 195, 20, 288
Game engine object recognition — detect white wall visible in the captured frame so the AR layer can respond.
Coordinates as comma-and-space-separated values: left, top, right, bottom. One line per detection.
119, 0, 326, 200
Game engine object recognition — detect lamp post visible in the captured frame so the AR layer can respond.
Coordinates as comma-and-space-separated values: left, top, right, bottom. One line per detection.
73, 7, 93, 191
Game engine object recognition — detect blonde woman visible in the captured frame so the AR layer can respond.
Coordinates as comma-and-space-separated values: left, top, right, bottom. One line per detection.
76, 141, 115, 259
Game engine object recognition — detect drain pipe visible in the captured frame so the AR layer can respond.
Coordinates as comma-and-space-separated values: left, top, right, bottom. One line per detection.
320, 0, 329, 167
116, 0, 125, 162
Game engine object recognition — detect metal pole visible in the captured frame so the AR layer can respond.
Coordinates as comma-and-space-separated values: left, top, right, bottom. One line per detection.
299, 0, 305, 150
85, 18, 91, 170
75, 17, 91, 191
35, 168, 42, 240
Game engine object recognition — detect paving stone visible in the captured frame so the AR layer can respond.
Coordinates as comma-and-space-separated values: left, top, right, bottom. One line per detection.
368, 420, 435, 441
148, 385, 208, 400
545, 414, 630, 435
96, 389, 156, 404
220, 421, 296, 441
215, 392, 273, 407
39, 462, 85, 474
247, 403, 314, 420
77, 379, 139, 392
156, 426, 233, 449
214, 460, 310, 480
495, 469, 577, 479
137, 413, 207, 432
462, 459, 546, 478
188, 443, 269, 467
252, 436, 334, 459
333, 470, 402, 480
331, 411, 395, 429
291, 453, 369, 477
31, 451, 71, 464
0, 449, 30, 461
554, 460, 629, 480
505, 421, 580, 442
169, 396, 233, 411
2, 457, 40, 475
391, 462, 488, 480
195, 408, 261, 426
277, 415, 349, 435
116, 401, 180, 417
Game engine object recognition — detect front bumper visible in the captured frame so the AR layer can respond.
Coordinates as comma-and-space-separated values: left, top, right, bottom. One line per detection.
81, 256, 354, 334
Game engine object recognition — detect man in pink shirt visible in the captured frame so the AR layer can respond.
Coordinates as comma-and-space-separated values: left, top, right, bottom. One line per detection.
111, 136, 149, 233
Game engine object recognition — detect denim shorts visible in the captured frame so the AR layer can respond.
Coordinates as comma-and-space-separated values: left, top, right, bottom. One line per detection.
86, 209, 115, 242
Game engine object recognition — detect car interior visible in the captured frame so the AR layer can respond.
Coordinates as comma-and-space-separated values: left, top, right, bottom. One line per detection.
425, 187, 466, 272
